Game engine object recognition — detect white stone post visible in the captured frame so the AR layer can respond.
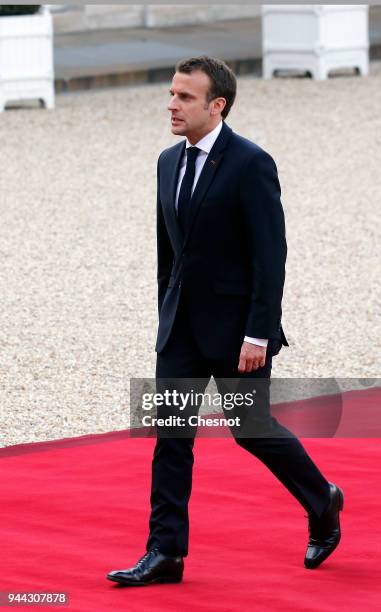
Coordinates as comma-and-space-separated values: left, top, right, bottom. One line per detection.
262, 5, 369, 80
0, 6, 55, 111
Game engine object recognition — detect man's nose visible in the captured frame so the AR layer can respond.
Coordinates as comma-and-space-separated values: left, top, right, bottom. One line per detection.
168, 96, 179, 111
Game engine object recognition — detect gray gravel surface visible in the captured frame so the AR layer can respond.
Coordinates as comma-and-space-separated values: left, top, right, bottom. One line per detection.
0, 65, 380, 447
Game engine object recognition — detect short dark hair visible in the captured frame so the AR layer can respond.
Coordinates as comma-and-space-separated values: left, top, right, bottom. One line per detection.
175, 56, 237, 119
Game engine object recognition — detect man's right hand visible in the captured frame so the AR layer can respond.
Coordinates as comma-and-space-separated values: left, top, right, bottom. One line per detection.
238, 342, 267, 373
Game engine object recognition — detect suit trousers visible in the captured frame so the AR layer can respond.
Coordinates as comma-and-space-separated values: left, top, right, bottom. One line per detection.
146, 292, 331, 557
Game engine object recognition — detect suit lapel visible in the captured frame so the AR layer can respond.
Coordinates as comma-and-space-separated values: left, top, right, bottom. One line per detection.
161, 122, 233, 252
162, 140, 186, 252
183, 121, 232, 246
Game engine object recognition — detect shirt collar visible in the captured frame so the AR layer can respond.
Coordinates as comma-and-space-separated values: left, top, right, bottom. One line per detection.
185, 121, 223, 154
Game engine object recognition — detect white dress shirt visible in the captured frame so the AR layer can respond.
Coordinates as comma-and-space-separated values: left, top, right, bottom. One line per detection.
175, 121, 268, 349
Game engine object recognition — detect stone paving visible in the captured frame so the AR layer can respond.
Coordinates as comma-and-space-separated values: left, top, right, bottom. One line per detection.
0, 64, 380, 446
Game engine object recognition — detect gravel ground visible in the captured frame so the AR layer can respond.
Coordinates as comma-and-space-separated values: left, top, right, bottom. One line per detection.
0, 65, 380, 447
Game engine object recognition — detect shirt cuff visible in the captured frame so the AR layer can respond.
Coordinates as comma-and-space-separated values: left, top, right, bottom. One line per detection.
244, 336, 268, 347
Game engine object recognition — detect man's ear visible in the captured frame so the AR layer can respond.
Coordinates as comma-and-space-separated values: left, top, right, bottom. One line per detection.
210, 97, 226, 116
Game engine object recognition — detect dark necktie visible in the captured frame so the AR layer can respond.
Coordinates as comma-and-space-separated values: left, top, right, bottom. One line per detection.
177, 146, 200, 234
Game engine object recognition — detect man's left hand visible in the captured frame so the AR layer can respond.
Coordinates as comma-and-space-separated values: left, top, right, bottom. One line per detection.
238, 342, 267, 373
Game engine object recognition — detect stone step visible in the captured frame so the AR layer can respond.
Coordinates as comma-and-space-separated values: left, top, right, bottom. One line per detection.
51, 4, 262, 34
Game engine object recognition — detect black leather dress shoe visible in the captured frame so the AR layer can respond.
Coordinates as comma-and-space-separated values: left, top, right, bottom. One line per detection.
304, 482, 344, 569
107, 548, 184, 586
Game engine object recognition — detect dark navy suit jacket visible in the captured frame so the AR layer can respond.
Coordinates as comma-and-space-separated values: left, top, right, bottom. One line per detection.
155, 120, 289, 360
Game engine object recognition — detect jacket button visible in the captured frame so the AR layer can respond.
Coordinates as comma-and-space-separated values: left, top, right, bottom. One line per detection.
178, 281, 182, 288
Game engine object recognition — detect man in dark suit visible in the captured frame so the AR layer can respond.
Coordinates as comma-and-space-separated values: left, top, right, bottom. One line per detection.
107, 56, 343, 586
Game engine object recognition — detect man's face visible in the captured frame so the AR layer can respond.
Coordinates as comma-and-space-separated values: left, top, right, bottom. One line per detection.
168, 70, 222, 143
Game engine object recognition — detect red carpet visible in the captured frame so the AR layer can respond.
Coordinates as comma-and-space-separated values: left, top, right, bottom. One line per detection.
1, 391, 381, 611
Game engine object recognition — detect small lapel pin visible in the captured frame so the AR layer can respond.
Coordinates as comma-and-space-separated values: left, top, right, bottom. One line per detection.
210, 159, 216, 165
